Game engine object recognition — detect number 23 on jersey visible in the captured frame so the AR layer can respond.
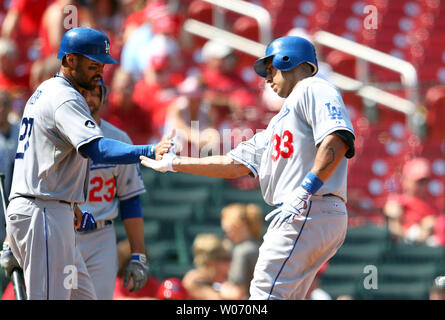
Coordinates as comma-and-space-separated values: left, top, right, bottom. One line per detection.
89, 176, 116, 202
271, 130, 294, 161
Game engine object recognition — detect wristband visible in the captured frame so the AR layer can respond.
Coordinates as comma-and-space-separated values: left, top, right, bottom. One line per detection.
301, 172, 324, 195
147, 144, 156, 159
131, 253, 147, 265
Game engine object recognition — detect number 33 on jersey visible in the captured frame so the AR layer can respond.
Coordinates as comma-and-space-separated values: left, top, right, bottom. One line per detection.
271, 130, 294, 162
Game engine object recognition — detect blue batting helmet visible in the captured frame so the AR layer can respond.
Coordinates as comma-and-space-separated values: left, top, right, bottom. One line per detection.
254, 36, 318, 78
57, 27, 118, 64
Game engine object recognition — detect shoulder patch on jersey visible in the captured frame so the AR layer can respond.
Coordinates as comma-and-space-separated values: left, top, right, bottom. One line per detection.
85, 120, 96, 128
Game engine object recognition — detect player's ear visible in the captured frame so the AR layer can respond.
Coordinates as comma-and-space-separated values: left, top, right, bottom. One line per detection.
64, 53, 79, 69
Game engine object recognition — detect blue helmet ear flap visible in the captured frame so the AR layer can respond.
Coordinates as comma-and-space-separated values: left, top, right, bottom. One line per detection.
272, 53, 295, 72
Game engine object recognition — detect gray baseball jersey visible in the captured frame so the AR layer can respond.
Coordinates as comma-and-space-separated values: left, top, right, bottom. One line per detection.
228, 77, 355, 206
77, 119, 146, 221
9, 76, 103, 203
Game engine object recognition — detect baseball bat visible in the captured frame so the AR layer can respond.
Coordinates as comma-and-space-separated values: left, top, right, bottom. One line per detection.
0, 173, 27, 300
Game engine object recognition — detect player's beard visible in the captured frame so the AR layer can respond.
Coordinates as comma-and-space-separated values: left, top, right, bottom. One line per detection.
73, 61, 100, 90
77, 76, 100, 91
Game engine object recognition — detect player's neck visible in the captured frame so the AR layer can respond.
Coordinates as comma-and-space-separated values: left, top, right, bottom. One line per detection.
58, 68, 83, 93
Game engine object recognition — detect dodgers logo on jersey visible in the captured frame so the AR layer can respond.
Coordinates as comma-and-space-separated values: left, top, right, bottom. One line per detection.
85, 120, 96, 128
325, 102, 343, 120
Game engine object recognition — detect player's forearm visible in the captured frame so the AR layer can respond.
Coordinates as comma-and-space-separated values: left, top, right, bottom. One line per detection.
310, 133, 349, 182
123, 217, 146, 254
171, 155, 251, 178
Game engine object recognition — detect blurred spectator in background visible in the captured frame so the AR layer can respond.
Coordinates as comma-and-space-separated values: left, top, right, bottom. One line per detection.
0, 89, 18, 249
156, 277, 190, 300
121, 0, 149, 42
132, 44, 184, 141
163, 74, 221, 156
0, 89, 19, 198
287, 27, 333, 82
305, 262, 332, 300
38, 0, 95, 60
120, 0, 182, 81
90, 0, 122, 35
182, 233, 231, 300
199, 39, 251, 125
200, 38, 245, 94
219, 203, 263, 300
103, 67, 154, 145
383, 157, 440, 246
29, 55, 60, 92
430, 276, 445, 300
113, 239, 159, 300
1, 0, 50, 68
0, 37, 29, 101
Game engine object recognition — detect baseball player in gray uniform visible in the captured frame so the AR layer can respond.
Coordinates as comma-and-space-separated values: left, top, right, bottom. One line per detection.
2, 27, 171, 300
74, 80, 149, 299
141, 36, 355, 300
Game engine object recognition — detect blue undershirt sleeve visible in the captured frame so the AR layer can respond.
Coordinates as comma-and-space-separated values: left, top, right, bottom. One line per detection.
79, 137, 155, 164
119, 195, 143, 220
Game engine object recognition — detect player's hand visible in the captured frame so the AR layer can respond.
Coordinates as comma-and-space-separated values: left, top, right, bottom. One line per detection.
155, 129, 176, 160
265, 186, 311, 228
0, 242, 20, 279
75, 210, 97, 232
140, 139, 178, 173
124, 253, 149, 292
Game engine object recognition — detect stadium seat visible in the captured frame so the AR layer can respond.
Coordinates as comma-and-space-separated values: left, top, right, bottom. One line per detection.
158, 172, 225, 206
342, 224, 390, 245
142, 203, 195, 266
355, 281, 430, 300
140, 167, 159, 187
154, 262, 194, 281
330, 242, 386, 264
221, 187, 274, 214
147, 187, 211, 222
377, 262, 441, 283
381, 243, 445, 264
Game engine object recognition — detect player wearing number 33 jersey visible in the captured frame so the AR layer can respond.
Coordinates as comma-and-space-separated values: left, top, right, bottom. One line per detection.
140, 36, 355, 300
229, 75, 353, 206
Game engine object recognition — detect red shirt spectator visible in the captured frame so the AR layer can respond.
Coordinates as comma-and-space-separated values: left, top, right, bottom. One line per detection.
113, 275, 160, 300
156, 277, 190, 300
384, 157, 440, 245
2, 0, 50, 64
1, 282, 15, 300
6, 0, 48, 36
386, 193, 440, 232
132, 54, 184, 139
104, 91, 155, 145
